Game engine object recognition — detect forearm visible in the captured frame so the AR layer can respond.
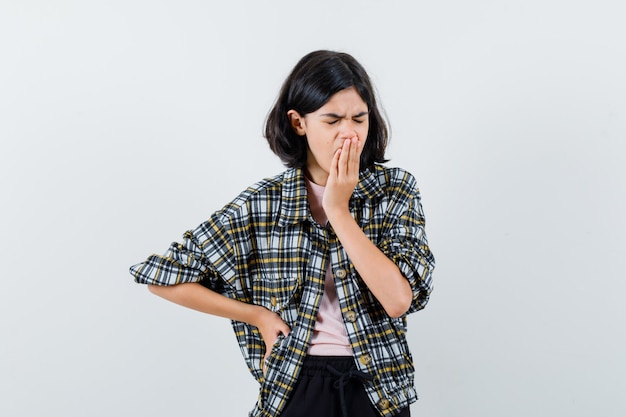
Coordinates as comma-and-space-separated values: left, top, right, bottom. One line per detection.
328, 210, 413, 318
148, 282, 261, 325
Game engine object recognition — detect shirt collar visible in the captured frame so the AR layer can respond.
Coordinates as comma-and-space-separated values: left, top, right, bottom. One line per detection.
277, 166, 385, 228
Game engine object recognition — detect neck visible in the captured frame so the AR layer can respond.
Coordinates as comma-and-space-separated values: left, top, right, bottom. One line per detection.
304, 166, 328, 186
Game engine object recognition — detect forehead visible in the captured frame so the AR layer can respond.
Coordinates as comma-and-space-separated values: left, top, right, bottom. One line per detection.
317, 87, 367, 112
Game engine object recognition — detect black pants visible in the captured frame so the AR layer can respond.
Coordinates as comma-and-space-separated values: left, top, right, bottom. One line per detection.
280, 356, 410, 417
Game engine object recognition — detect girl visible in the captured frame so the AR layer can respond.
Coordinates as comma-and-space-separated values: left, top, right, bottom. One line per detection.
130, 50, 435, 417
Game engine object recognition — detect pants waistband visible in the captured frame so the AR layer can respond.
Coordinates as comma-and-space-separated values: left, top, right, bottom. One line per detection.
299, 355, 355, 377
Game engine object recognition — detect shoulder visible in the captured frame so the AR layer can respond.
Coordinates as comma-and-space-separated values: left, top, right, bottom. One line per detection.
187, 169, 295, 247
214, 169, 292, 222
370, 164, 420, 194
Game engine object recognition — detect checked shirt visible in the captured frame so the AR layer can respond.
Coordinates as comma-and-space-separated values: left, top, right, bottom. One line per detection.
130, 164, 435, 417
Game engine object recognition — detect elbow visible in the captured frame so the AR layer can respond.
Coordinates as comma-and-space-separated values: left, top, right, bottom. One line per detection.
385, 288, 413, 319
381, 271, 414, 318
148, 284, 166, 296
148, 283, 179, 302
385, 297, 412, 318
148, 282, 192, 300
385, 308, 405, 319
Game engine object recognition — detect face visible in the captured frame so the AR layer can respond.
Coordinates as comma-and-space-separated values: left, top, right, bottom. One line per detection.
288, 87, 369, 185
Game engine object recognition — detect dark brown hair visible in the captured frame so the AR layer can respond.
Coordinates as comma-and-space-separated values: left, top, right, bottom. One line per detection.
265, 50, 389, 170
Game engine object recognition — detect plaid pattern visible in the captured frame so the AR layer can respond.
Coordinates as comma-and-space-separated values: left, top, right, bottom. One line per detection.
130, 165, 435, 417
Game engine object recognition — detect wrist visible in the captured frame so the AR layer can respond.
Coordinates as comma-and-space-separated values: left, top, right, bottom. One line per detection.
325, 207, 353, 225
249, 304, 276, 330
240, 303, 265, 327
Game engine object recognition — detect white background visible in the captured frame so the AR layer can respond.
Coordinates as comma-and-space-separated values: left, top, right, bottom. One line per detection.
1, 1, 625, 416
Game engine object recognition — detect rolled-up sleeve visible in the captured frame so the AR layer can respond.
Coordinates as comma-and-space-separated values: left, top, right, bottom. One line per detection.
378, 171, 435, 314
129, 213, 232, 291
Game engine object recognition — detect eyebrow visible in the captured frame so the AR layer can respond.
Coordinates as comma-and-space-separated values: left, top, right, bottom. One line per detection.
320, 111, 369, 118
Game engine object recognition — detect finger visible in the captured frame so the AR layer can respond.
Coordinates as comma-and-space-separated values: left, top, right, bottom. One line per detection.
329, 146, 341, 182
338, 138, 351, 177
262, 349, 270, 374
348, 137, 360, 175
356, 138, 364, 171
279, 321, 291, 337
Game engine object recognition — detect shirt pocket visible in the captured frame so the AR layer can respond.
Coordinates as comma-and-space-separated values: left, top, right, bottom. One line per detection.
252, 270, 301, 325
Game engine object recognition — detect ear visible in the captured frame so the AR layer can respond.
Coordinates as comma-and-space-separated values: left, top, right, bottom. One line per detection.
287, 110, 306, 136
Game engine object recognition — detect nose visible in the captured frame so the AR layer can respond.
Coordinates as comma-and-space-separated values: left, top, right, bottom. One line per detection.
338, 122, 357, 140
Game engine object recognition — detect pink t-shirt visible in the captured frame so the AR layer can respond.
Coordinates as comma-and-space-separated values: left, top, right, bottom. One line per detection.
305, 177, 352, 356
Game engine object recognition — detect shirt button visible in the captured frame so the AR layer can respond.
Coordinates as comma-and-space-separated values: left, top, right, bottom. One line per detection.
270, 296, 277, 307
335, 269, 347, 279
359, 353, 372, 366
378, 398, 390, 410
344, 310, 357, 322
